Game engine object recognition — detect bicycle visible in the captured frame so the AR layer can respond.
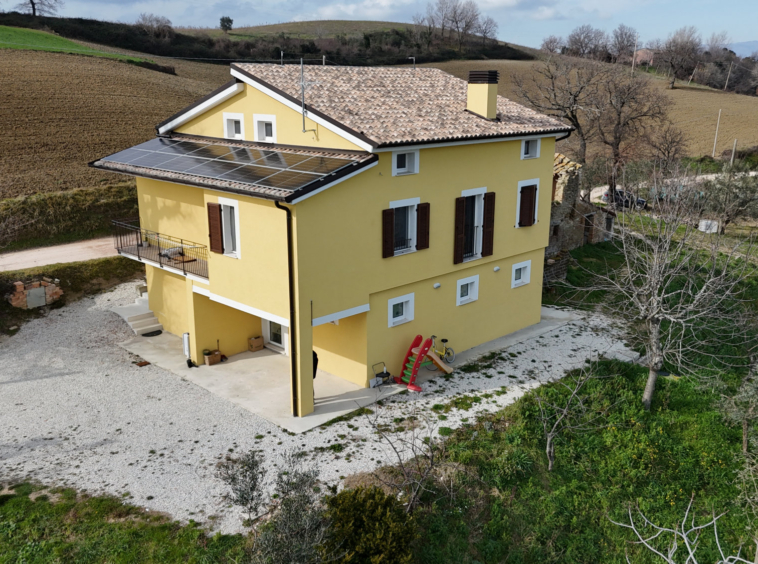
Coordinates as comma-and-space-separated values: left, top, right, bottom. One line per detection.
425, 334, 455, 369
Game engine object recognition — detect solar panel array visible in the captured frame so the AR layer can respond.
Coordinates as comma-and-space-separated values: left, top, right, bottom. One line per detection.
101, 138, 355, 191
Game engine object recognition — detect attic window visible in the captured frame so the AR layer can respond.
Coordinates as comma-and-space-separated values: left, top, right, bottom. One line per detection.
253, 114, 277, 143
223, 113, 244, 140
392, 150, 419, 176
522, 139, 540, 160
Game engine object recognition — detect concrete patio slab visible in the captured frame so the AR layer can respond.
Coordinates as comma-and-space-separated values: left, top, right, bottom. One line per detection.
116, 306, 579, 433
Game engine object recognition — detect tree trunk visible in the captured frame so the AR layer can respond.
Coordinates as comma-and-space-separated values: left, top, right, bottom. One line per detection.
30, 0, 37, 16
668, 73, 676, 90
642, 367, 658, 411
546, 435, 555, 471
744, 419, 749, 454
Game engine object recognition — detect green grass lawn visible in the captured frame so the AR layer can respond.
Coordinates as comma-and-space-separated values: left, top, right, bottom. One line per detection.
0, 25, 145, 62
413, 360, 750, 563
0, 484, 247, 563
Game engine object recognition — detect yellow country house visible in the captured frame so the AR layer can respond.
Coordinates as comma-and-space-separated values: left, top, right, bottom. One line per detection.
92, 64, 573, 418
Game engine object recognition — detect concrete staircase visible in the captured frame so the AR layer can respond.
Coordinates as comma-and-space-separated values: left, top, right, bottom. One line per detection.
112, 290, 163, 335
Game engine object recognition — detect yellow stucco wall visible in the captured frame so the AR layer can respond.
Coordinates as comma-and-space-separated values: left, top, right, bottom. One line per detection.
312, 313, 368, 387
190, 292, 262, 358
176, 83, 363, 151
147, 266, 189, 336
366, 248, 544, 382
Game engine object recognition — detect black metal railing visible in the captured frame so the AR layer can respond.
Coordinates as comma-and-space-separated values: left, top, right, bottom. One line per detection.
393, 238, 413, 253
112, 219, 209, 280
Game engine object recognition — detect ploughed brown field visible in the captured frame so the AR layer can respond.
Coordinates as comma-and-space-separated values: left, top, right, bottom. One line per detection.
2, 48, 758, 199
427, 59, 758, 161
0, 49, 229, 199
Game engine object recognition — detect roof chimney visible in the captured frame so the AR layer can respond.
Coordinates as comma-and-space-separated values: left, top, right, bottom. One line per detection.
467, 70, 499, 120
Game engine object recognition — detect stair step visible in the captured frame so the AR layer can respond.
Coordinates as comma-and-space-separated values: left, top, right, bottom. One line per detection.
135, 323, 163, 336
401, 376, 411, 384
131, 316, 160, 329
403, 369, 412, 377
126, 311, 155, 323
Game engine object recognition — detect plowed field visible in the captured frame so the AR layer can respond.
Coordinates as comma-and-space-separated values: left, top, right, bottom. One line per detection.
0, 49, 228, 198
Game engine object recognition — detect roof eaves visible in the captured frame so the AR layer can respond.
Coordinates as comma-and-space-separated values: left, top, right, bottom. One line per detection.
230, 64, 379, 151
155, 79, 240, 132
282, 154, 379, 203
374, 125, 575, 149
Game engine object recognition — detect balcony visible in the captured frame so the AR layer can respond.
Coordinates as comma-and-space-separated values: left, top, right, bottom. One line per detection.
112, 219, 209, 280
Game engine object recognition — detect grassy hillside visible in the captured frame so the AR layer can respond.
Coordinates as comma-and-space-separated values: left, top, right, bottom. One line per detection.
0, 25, 145, 62
179, 19, 419, 40
428, 59, 758, 160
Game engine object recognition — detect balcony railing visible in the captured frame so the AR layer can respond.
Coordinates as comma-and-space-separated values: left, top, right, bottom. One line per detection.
112, 219, 209, 280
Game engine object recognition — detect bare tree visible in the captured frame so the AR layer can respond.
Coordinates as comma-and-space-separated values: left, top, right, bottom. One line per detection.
720, 357, 758, 453
735, 448, 758, 558
541, 34, 564, 54
591, 68, 669, 189
370, 406, 450, 513
645, 122, 687, 168
706, 31, 731, 59
216, 450, 268, 523
475, 15, 498, 48
135, 13, 174, 42
659, 26, 702, 89
702, 164, 758, 234
610, 495, 752, 563
535, 364, 616, 471
448, 0, 480, 52
0, 215, 30, 249
13, 0, 63, 16
513, 58, 605, 164
431, 0, 454, 42
610, 24, 638, 63
575, 169, 758, 410
566, 24, 608, 59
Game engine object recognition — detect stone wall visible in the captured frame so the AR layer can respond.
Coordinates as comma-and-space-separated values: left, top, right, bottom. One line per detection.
6, 278, 63, 309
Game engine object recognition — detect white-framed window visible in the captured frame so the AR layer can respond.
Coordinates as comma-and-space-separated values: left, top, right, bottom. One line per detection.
253, 114, 277, 143
512, 260, 532, 288
223, 112, 244, 140
262, 319, 289, 354
521, 138, 541, 160
515, 178, 540, 228
390, 197, 419, 255
388, 293, 414, 327
461, 187, 487, 261
391, 149, 419, 176
456, 274, 479, 306
218, 197, 241, 259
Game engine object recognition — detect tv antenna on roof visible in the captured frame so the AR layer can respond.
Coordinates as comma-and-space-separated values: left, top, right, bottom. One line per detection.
300, 58, 318, 134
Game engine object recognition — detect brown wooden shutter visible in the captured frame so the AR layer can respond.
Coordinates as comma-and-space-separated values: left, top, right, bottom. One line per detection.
207, 202, 224, 253
453, 197, 466, 264
382, 208, 395, 258
481, 192, 496, 257
416, 202, 430, 250
519, 185, 537, 227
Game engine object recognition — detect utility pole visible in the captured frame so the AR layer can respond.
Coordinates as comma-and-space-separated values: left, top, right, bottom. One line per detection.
630, 33, 638, 75
688, 62, 699, 85
731, 139, 738, 166
723, 62, 733, 91
712, 109, 722, 158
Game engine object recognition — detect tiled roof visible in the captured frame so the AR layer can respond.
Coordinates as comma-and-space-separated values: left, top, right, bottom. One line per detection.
90, 134, 377, 202
553, 153, 582, 176
232, 64, 572, 148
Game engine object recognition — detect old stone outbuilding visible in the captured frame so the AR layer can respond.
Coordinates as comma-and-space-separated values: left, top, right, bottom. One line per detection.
544, 154, 615, 283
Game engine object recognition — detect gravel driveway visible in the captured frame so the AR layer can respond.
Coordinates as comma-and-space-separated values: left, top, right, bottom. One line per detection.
0, 282, 634, 534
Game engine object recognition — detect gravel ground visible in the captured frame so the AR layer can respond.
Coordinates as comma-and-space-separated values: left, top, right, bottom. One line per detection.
0, 282, 635, 535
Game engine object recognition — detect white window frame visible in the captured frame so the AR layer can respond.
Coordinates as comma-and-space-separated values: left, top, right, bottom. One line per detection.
388, 293, 414, 327
218, 197, 241, 259
223, 112, 245, 140
461, 187, 487, 262
389, 197, 420, 256
391, 149, 420, 176
456, 274, 479, 306
261, 319, 289, 355
521, 138, 541, 160
512, 260, 532, 288
515, 179, 540, 229
253, 114, 277, 143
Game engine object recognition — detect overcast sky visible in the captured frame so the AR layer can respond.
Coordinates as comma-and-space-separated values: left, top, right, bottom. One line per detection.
53, 0, 756, 46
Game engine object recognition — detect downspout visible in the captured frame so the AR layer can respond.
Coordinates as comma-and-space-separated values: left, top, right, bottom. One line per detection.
275, 201, 299, 417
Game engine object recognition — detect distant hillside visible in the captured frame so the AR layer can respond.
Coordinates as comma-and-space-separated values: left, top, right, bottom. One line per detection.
0, 13, 533, 66
728, 41, 758, 58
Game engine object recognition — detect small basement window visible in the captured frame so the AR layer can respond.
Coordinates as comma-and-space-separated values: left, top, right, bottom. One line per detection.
223, 113, 244, 140
512, 260, 531, 288
456, 275, 479, 306
388, 293, 414, 327
392, 150, 419, 176
521, 138, 540, 160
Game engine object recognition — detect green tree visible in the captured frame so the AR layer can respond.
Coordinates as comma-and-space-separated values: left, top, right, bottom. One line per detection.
220, 16, 233, 34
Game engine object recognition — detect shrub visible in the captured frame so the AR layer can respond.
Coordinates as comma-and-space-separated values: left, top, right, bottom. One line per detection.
216, 450, 267, 522
322, 486, 416, 564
